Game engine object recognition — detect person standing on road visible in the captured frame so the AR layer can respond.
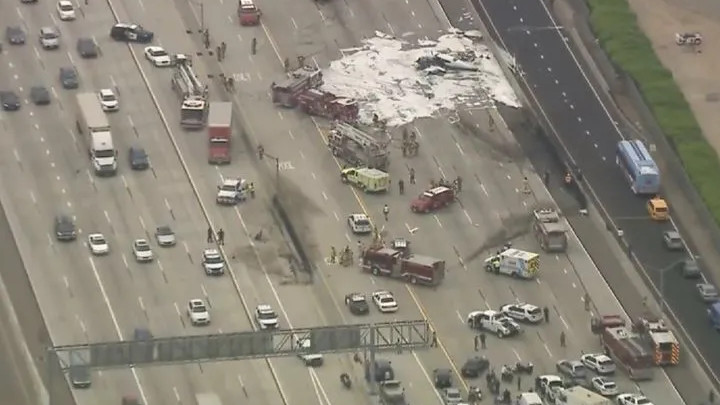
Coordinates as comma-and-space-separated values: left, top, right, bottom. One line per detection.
398, 179, 404, 194
217, 228, 225, 246
383, 204, 389, 221
207, 226, 214, 243
430, 331, 438, 347
221, 41, 227, 59
479, 332, 486, 349
251, 37, 257, 55
543, 306, 550, 323
409, 168, 415, 184
584, 293, 591, 311
560, 331, 566, 347
330, 246, 336, 264
216, 45, 222, 61
474, 335, 479, 351
517, 375, 521, 391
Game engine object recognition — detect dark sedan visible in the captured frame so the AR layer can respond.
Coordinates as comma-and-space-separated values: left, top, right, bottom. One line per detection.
54, 215, 77, 241
461, 355, 489, 378
0, 91, 21, 111
6, 26, 26, 45
128, 146, 149, 170
344, 292, 369, 315
59, 67, 79, 89
30, 86, 51, 105
76, 37, 98, 58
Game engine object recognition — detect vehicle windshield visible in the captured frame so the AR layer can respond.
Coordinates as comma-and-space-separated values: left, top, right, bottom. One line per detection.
60, 4, 73, 11
548, 380, 563, 388
151, 49, 167, 57
636, 398, 650, 405
95, 149, 115, 158
446, 391, 461, 400
351, 296, 366, 302
136, 243, 150, 251
192, 305, 206, 313
258, 311, 277, 319
220, 184, 237, 192
157, 227, 172, 235
43, 30, 59, 39
380, 297, 394, 304
355, 219, 370, 226
205, 255, 223, 264
527, 307, 541, 315
92, 237, 106, 244
180, 108, 204, 123
101, 94, 116, 101
598, 358, 613, 366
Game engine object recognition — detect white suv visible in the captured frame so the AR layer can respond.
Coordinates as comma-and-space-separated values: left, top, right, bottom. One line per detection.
255, 304, 279, 329
348, 213, 372, 234
202, 249, 225, 275
132, 239, 154, 262
39, 27, 60, 50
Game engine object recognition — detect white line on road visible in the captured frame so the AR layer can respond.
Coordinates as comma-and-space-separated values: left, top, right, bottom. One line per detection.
543, 344, 553, 357
121, 175, 129, 190
463, 209, 473, 224
455, 142, 465, 155
104, 210, 112, 224
121, 254, 129, 269
456, 310, 464, 323
433, 214, 443, 228
288, 129, 295, 139
174, 302, 182, 319
29, 192, 36, 204
138, 296, 145, 313
172, 386, 180, 403
138, 216, 146, 231
290, 17, 298, 29
321, 192, 328, 201
13, 149, 20, 163
559, 315, 569, 330
480, 183, 489, 196
333, 211, 339, 221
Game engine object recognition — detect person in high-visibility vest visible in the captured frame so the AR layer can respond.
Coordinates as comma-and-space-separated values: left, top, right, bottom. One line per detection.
564, 172, 572, 185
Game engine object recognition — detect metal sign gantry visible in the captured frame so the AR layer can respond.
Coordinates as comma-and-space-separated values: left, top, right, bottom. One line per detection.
50, 320, 430, 370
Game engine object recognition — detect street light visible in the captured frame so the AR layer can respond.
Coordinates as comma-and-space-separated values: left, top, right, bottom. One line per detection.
657, 258, 691, 314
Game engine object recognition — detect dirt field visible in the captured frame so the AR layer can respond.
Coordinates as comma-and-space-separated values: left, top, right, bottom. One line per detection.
628, 0, 720, 156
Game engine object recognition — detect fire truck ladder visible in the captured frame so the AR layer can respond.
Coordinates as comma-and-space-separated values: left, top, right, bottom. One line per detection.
174, 58, 206, 99
333, 122, 386, 151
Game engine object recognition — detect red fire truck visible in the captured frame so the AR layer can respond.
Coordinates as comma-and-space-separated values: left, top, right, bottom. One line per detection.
297, 88, 358, 123
361, 246, 445, 286
237, 0, 261, 26
591, 315, 654, 380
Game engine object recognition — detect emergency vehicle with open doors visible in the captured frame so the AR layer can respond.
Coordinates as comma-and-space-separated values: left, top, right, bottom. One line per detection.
632, 314, 679, 365
591, 315, 654, 380
533, 208, 567, 252
484, 248, 539, 279
361, 246, 445, 286
237, 0, 261, 25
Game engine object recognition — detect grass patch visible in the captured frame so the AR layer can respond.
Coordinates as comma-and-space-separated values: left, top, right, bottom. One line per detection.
586, 0, 720, 224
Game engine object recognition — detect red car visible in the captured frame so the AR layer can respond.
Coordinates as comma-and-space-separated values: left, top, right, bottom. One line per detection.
410, 186, 454, 213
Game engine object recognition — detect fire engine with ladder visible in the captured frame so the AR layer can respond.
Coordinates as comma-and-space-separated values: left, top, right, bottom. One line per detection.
591, 315, 654, 380
328, 122, 390, 170
632, 313, 680, 366
171, 55, 208, 129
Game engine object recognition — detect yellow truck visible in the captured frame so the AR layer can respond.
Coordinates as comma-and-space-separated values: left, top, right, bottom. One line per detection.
647, 197, 669, 221
340, 167, 390, 193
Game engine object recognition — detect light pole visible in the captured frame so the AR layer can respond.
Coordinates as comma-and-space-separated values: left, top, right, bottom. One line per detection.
657, 258, 690, 314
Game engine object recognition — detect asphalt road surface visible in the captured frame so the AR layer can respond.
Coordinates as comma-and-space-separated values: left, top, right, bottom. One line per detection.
0, 0, 703, 405
468, 0, 720, 391
185, 0, 687, 403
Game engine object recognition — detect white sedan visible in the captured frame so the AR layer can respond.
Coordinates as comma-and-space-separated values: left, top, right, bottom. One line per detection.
132, 239, 154, 262
590, 376, 618, 397
347, 213, 372, 234
371, 290, 398, 313
617, 393, 654, 405
187, 299, 210, 326
57, 0, 76, 20
87, 233, 109, 255
144, 46, 172, 67
581, 353, 616, 375
98, 89, 119, 112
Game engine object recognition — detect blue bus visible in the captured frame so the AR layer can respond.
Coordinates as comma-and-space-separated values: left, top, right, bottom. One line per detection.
616, 140, 660, 195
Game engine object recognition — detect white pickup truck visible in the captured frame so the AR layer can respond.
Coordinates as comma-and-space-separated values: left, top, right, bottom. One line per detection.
216, 178, 247, 205
467, 310, 521, 337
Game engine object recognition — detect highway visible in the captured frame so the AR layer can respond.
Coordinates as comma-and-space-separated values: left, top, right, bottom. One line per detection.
0, 0, 703, 405
467, 0, 720, 393
0, 1, 290, 404
178, 0, 688, 404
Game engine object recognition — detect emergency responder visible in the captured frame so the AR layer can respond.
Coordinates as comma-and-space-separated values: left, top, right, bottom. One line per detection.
543, 170, 550, 186
297, 55, 305, 67
523, 176, 531, 194
207, 226, 214, 243
430, 331, 438, 347
251, 37, 257, 55
203, 29, 210, 49
248, 182, 256, 198
356, 240, 363, 258
329, 246, 337, 264
543, 306, 550, 323
584, 293, 591, 311
217, 228, 225, 245
409, 168, 416, 184
560, 331, 566, 347
479, 331, 486, 349
474, 334, 479, 351
383, 204, 389, 221
564, 171, 572, 186
257, 144, 265, 160
398, 179, 404, 194
455, 176, 462, 192
221, 41, 227, 59
284, 57, 290, 72
216, 45, 222, 61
